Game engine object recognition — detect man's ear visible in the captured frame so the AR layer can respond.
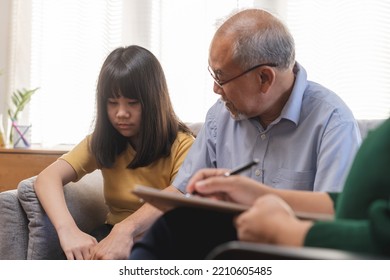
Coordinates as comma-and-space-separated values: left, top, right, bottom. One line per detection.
257, 68, 275, 93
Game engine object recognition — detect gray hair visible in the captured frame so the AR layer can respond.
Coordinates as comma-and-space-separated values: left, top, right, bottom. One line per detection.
219, 9, 295, 70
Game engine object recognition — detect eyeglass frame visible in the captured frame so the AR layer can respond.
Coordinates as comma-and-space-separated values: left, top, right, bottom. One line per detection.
208, 62, 278, 87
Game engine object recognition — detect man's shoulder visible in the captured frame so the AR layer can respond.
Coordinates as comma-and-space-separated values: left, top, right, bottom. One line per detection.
303, 81, 354, 117
304, 81, 339, 101
297, 81, 359, 136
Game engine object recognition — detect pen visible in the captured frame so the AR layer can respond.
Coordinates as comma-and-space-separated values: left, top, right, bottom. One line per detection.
223, 158, 260, 177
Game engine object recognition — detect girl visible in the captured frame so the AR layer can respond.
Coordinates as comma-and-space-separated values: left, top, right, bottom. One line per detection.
34, 45, 194, 260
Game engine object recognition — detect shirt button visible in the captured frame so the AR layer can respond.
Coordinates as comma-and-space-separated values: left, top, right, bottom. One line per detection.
260, 134, 266, 140
255, 169, 262, 176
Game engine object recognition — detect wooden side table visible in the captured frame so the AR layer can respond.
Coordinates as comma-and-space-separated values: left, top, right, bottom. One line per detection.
0, 145, 72, 192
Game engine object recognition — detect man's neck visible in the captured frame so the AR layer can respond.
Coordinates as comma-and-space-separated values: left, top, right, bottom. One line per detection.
258, 70, 295, 128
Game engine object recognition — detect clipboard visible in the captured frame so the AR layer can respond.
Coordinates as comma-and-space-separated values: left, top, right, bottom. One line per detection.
133, 185, 249, 214
132, 185, 334, 221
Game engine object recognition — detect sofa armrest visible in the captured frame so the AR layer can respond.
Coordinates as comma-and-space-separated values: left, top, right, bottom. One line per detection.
17, 170, 108, 259
0, 189, 29, 259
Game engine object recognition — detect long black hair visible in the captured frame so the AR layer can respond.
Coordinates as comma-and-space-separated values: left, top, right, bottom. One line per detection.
91, 45, 192, 169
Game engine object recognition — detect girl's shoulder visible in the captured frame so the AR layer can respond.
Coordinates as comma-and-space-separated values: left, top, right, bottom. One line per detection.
173, 131, 195, 151
176, 131, 195, 143
170, 131, 195, 159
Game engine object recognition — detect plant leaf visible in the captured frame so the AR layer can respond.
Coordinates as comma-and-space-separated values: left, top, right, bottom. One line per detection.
9, 87, 40, 121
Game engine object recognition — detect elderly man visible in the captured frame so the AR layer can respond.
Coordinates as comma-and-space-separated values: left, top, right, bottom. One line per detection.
175, 8, 360, 193
129, 8, 361, 260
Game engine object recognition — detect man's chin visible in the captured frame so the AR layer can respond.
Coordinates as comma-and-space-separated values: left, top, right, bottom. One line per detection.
229, 111, 248, 121
223, 100, 248, 121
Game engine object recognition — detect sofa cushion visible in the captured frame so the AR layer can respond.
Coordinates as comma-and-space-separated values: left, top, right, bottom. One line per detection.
187, 122, 203, 137
0, 190, 29, 259
17, 170, 107, 259
17, 177, 64, 259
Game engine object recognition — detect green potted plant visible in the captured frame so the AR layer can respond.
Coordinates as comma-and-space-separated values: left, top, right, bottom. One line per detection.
7, 87, 39, 147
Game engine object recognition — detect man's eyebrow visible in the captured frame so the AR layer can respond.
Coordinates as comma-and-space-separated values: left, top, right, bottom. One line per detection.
210, 65, 229, 79
214, 69, 223, 75
214, 68, 228, 80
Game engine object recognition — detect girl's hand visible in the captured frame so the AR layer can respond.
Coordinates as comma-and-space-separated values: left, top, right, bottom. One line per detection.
57, 226, 98, 260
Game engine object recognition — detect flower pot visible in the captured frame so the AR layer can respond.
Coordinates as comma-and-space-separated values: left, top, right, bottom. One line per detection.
12, 123, 32, 148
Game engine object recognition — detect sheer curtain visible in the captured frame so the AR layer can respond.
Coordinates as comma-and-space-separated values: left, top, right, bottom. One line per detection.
7, 0, 390, 146
155, 0, 254, 123
29, 0, 122, 146
286, 0, 390, 120
12, 0, 252, 146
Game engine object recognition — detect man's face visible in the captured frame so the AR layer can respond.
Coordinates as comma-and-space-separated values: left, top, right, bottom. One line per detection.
208, 39, 265, 120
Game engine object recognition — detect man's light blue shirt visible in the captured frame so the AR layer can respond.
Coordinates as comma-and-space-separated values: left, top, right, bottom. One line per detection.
174, 63, 361, 193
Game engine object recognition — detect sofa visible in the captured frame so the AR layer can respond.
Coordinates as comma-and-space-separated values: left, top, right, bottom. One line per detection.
0, 119, 385, 259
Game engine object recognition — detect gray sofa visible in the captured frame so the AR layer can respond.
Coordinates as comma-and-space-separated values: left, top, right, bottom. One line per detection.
0, 120, 385, 259
2, 171, 108, 260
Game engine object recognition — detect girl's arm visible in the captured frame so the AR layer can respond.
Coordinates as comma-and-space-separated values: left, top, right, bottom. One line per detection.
34, 159, 98, 259
89, 185, 179, 260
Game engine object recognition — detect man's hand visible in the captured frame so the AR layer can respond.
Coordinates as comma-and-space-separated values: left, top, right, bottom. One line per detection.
186, 168, 271, 206
90, 223, 134, 260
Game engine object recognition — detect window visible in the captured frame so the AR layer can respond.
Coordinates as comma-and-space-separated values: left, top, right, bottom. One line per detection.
12, 0, 251, 146
155, 0, 254, 124
6, 0, 390, 146
29, 0, 122, 145
286, 0, 390, 120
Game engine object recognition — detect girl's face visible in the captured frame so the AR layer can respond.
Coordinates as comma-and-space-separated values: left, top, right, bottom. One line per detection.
107, 96, 142, 147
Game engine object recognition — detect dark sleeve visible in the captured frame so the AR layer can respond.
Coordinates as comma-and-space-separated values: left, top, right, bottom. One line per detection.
304, 200, 390, 256
334, 119, 390, 219
327, 192, 339, 209
303, 119, 390, 256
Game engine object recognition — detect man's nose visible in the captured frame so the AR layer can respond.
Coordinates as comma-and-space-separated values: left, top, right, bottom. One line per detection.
213, 82, 224, 95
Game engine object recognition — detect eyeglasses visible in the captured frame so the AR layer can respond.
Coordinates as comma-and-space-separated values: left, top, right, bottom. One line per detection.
208, 63, 278, 88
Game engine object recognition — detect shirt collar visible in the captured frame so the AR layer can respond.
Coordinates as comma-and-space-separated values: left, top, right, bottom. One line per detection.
279, 62, 308, 126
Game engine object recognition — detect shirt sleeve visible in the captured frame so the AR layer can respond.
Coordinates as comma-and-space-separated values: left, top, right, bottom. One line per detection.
304, 199, 390, 256
328, 192, 339, 209
169, 133, 195, 184
60, 135, 98, 181
313, 120, 361, 192
172, 107, 218, 193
